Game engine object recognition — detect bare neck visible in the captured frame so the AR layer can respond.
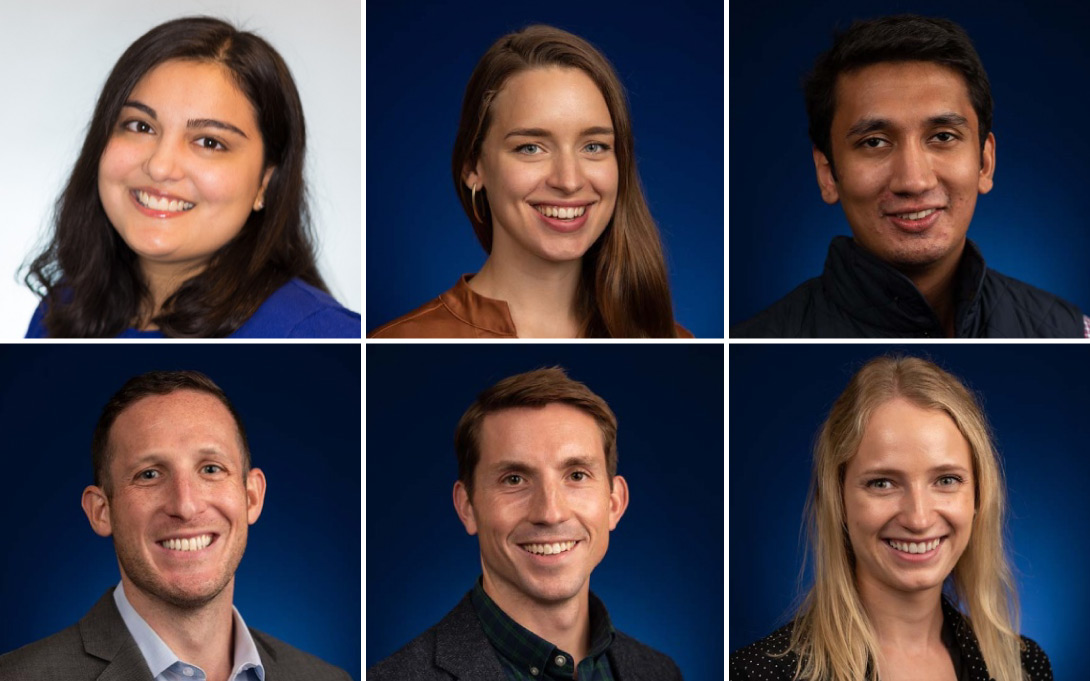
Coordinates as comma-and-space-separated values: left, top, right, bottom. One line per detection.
120, 577, 237, 681
482, 573, 592, 665
857, 574, 945, 652
137, 259, 205, 330
469, 253, 582, 338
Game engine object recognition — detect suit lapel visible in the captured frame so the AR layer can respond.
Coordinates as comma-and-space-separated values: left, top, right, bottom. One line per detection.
79, 588, 155, 681
434, 593, 507, 680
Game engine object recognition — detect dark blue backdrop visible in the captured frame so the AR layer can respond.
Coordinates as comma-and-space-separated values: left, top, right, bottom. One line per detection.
0, 345, 361, 681
366, 344, 723, 681
729, 344, 1089, 679
366, 0, 724, 338
729, 1, 1090, 326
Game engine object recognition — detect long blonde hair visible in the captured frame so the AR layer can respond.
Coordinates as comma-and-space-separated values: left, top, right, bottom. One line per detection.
788, 356, 1026, 681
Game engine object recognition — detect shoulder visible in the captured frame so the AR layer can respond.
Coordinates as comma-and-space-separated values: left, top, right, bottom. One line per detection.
610, 630, 683, 680
25, 299, 48, 338
368, 277, 514, 338
367, 622, 444, 681
729, 623, 799, 681
673, 321, 695, 338
0, 622, 99, 679
250, 628, 353, 680
980, 268, 1083, 337
1019, 635, 1053, 681
236, 278, 361, 338
730, 278, 824, 338
367, 294, 451, 338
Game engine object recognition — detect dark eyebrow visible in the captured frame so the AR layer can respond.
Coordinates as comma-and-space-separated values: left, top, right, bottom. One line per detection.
504, 126, 615, 140
927, 113, 969, 129
847, 113, 970, 139
121, 100, 247, 139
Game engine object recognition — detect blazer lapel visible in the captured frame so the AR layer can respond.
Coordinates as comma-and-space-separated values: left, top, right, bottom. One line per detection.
79, 588, 155, 681
434, 593, 507, 680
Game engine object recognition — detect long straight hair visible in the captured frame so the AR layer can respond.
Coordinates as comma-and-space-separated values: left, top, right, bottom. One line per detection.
24, 16, 327, 337
790, 356, 1026, 681
451, 25, 678, 338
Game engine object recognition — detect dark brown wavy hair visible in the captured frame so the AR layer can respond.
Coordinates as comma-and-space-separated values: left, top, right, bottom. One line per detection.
451, 25, 678, 338
24, 16, 327, 337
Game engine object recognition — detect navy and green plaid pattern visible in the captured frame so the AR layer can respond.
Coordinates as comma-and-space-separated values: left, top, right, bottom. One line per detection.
471, 579, 616, 680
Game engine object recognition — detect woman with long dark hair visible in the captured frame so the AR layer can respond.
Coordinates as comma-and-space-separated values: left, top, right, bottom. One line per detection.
369, 25, 688, 338
24, 16, 360, 338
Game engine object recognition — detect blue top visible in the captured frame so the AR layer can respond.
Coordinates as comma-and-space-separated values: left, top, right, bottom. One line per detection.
25, 278, 361, 339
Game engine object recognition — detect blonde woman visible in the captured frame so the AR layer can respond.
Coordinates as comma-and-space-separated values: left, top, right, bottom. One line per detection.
730, 356, 1052, 681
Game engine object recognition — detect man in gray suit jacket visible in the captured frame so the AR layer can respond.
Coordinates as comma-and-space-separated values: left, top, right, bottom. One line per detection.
0, 371, 353, 681
368, 368, 682, 680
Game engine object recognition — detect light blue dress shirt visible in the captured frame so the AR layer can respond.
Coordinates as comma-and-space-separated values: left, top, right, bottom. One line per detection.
114, 583, 266, 681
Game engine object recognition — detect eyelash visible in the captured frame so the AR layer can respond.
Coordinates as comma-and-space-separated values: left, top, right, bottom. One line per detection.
513, 142, 612, 155
858, 132, 960, 149
120, 119, 229, 152
865, 475, 965, 489
501, 471, 590, 485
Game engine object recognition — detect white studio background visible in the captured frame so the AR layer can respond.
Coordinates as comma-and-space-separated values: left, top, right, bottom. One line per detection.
0, 0, 361, 338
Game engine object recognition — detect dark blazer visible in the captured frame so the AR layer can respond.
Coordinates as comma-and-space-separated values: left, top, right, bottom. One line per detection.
368, 592, 683, 680
0, 589, 354, 681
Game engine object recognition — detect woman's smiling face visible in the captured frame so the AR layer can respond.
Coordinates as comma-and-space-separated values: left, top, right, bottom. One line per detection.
97, 59, 273, 272
465, 66, 618, 267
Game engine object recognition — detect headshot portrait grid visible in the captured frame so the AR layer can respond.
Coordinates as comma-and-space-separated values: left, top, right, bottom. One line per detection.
365, 343, 724, 681
727, 344, 1088, 680
0, 1, 361, 338
729, 2, 1090, 338
0, 344, 361, 680
365, 0, 724, 339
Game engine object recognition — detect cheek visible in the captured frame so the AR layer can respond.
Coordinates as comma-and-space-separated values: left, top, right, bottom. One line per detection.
99, 138, 143, 184
191, 164, 254, 207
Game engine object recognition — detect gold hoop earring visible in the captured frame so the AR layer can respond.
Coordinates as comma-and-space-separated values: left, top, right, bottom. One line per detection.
471, 183, 483, 224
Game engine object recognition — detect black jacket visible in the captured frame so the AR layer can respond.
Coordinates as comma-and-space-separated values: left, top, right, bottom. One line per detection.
368, 592, 682, 681
731, 236, 1084, 338
729, 598, 1052, 681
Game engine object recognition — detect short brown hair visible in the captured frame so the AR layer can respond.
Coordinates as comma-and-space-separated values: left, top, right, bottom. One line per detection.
454, 367, 618, 497
91, 370, 250, 493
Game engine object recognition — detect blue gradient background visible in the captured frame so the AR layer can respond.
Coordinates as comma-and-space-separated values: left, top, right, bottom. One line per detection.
0, 344, 360, 681
729, 344, 1089, 679
729, 1, 1090, 326
366, 344, 723, 680
366, 0, 724, 338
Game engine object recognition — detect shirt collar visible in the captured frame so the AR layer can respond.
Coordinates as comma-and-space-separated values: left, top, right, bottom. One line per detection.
439, 274, 519, 337
113, 582, 266, 681
470, 578, 615, 676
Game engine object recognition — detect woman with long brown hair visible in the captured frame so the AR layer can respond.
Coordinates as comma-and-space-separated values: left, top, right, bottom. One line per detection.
369, 25, 687, 338
731, 356, 1052, 681
23, 16, 360, 338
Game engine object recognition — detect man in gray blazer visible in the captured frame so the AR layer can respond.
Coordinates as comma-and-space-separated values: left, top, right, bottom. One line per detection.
0, 371, 352, 681
368, 368, 682, 680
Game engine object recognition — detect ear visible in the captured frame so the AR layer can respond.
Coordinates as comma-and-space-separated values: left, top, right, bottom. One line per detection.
82, 485, 113, 538
463, 160, 484, 194
607, 475, 629, 531
254, 166, 275, 211
245, 467, 267, 525
453, 481, 478, 536
978, 132, 996, 195
813, 147, 840, 205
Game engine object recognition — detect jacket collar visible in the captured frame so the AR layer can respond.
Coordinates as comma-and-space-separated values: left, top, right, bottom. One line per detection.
821, 236, 988, 337
438, 275, 518, 337
79, 589, 156, 681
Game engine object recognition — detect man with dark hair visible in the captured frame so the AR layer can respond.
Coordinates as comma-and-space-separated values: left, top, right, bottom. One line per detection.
368, 367, 682, 680
0, 370, 352, 681
732, 14, 1087, 338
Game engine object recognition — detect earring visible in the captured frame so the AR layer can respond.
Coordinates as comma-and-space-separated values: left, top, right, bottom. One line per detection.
470, 183, 483, 223
254, 199, 264, 211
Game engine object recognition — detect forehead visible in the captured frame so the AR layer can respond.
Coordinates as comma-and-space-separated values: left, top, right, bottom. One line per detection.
850, 398, 972, 472
109, 390, 243, 467
832, 61, 978, 132
128, 59, 259, 130
488, 66, 611, 134
477, 403, 605, 468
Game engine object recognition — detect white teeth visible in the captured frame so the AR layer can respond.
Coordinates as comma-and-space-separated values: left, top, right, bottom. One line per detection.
887, 538, 940, 554
159, 534, 213, 552
521, 540, 577, 556
895, 208, 937, 220
535, 205, 587, 220
137, 191, 195, 212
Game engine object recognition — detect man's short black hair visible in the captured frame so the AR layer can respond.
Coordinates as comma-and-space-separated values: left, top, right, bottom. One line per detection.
804, 14, 993, 177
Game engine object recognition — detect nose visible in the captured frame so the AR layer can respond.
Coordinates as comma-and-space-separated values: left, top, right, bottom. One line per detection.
163, 473, 202, 520
546, 150, 585, 194
888, 141, 938, 195
527, 478, 570, 525
899, 485, 934, 532
143, 138, 185, 183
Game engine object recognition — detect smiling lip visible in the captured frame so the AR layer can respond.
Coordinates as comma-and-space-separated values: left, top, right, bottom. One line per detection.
532, 201, 593, 234
884, 536, 944, 563
884, 206, 944, 234
518, 539, 580, 560
129, 188, 196, 219
156, 532, 218, 554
